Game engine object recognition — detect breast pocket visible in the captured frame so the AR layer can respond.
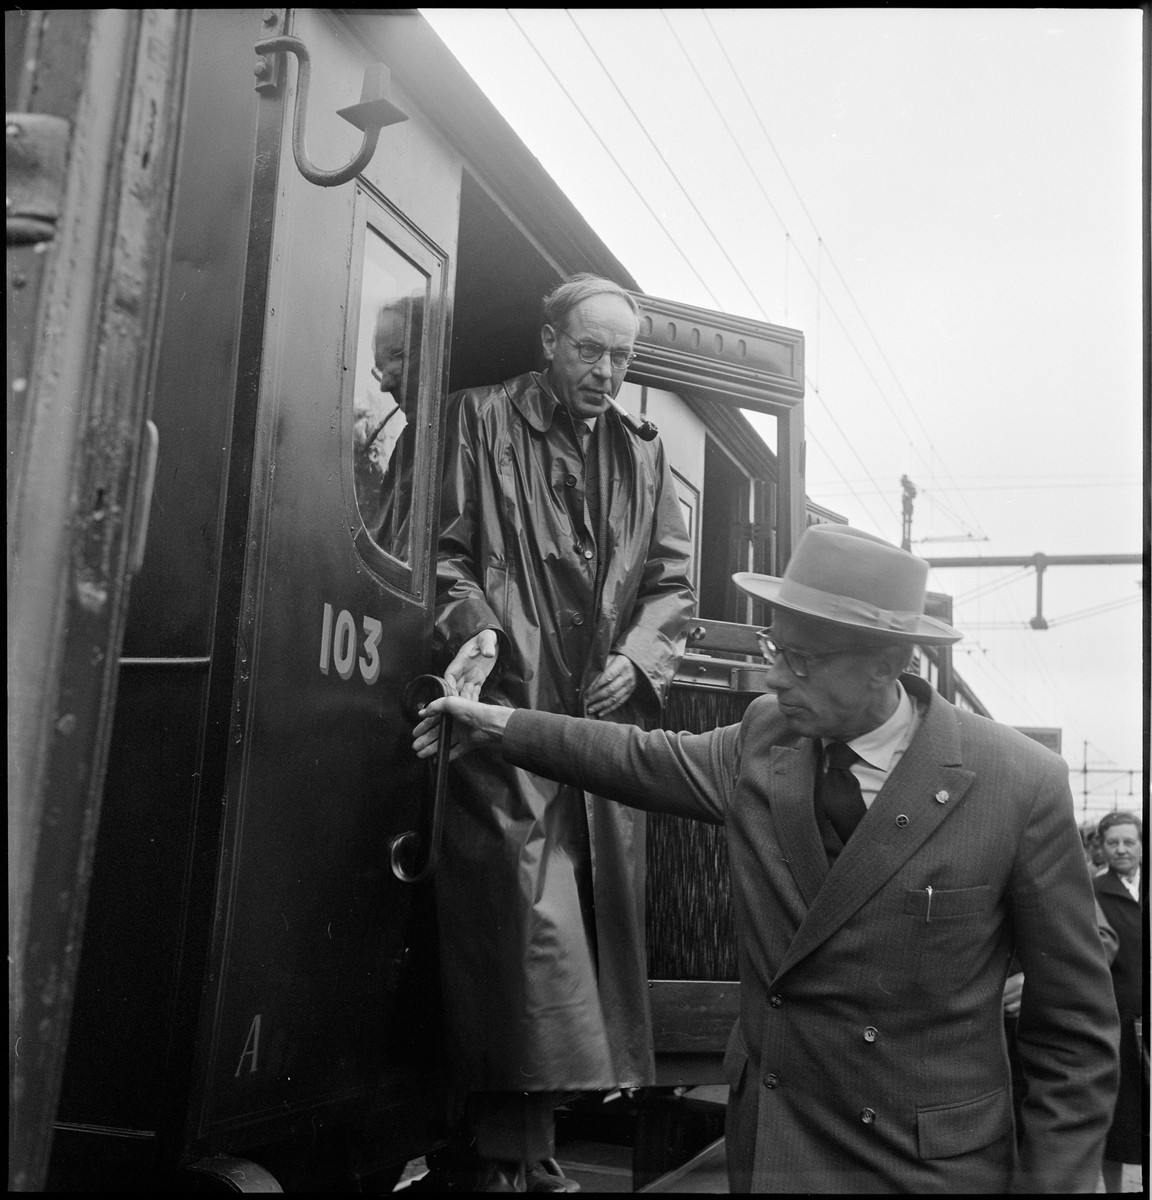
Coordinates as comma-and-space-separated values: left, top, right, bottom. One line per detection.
901, 885, 995, 994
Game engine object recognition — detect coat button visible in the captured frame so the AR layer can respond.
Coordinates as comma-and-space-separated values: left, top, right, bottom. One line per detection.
769, 994, 783, 1008
935, 789, 949, 804
860, 1107, 876, 1124
895, 814, 908, 828
863, 1027, 878, 1043
583, 549, 594, 560
565, 474, 578, 487
572, 614, 584, 626
764, 1073, 778, 1089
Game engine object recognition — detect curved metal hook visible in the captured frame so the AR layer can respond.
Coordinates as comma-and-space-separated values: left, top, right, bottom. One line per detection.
254, 35, 408, 188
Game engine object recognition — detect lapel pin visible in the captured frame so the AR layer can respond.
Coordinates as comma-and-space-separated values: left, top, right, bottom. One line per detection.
934, 790, 949, 804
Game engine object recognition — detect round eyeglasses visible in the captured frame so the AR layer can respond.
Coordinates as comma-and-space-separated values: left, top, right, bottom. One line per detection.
558, 329, 636, 371
756, 629, 878, 679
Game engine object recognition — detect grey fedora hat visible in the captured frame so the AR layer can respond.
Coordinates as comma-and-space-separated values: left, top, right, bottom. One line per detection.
733, 524, 962, 646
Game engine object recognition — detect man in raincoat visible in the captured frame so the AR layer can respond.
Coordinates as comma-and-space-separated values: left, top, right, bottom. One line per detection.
429, 274, 694, 1191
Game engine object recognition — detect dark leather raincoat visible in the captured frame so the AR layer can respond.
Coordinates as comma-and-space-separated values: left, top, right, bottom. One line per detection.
434, 372, 694, 1091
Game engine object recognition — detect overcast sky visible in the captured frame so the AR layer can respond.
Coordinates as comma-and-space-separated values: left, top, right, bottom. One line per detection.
422, 8, 1145, 822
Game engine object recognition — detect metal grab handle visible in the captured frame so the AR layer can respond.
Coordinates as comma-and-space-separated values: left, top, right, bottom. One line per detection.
253, 35, 408, 188
391, 675, 453, 883
128, 420, 159, 574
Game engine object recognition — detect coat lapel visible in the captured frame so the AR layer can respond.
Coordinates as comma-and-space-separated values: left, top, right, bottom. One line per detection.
773, 681, 975, 981
765, 742, 828, 909
1096, 868, 1142, 909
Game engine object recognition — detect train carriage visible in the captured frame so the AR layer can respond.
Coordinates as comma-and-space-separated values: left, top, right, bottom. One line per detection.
10, 9, 970, 1192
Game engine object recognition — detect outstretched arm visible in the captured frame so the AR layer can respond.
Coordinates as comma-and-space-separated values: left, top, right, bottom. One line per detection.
413, 696, 740, 824
413, 695, 512, 758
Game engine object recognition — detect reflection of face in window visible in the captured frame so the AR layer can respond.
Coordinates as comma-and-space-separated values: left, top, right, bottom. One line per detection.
352, 220, 428, 565
373, 306, 408, 404
357, 291, 424, 562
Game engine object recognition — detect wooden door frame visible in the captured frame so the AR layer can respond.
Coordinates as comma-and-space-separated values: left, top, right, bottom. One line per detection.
7, 11, 190, 1190
627, 294, 805, 574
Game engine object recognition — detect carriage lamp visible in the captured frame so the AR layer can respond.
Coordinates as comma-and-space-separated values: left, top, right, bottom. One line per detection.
253, 34, 409, 188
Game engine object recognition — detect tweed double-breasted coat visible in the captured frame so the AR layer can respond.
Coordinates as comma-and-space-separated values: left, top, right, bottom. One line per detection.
503, 673, 1120, 1192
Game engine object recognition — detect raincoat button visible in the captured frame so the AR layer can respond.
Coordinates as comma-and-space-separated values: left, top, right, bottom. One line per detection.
861, 1107, 876, 1124
769, 994, 783, 1008
565, 474, 577, 487
864, 1026, 878, 1043
764, 1073, 778, 1089
935, 789, 949, 804
572, 614, 585, 626
895, 814, 909, 828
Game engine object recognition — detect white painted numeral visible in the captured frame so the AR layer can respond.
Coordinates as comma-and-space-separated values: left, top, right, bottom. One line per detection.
319, 602, 333, 673
333, 609, 356, 681
319, 602, 384, 685
360, 616, 382, 684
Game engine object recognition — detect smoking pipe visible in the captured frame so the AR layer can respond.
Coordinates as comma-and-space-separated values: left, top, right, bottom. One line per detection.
607, 395, 659, 440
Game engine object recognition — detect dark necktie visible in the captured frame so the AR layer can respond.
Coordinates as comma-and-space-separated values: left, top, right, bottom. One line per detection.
818, 741, 866, 845
579, 421, 601, 540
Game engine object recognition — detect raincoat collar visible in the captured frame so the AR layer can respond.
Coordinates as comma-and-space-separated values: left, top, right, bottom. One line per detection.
505, 370, 621, 438
504, 371, 562, 432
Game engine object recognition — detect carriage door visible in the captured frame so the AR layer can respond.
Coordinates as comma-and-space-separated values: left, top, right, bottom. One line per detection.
189, 11, 456, 1143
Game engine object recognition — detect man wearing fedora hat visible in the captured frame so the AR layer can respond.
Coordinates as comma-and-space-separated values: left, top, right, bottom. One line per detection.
413, 523, 1119, 1193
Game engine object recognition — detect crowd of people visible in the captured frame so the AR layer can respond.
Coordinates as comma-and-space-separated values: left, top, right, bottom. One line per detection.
388, 273, 1140, 1193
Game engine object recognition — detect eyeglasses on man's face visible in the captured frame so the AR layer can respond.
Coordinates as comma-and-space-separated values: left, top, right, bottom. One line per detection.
756, 629, 878, 679
558, 328, 636, 371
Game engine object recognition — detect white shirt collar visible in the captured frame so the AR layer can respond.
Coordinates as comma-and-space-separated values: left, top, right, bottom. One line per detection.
836, 679, 918, 772
1119, 866, 1141, 898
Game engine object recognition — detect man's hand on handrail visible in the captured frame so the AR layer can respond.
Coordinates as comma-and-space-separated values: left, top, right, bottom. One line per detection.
413, 696, 512, 761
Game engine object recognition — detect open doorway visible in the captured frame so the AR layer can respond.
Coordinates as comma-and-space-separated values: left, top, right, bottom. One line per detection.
698, 438, 753, 623
448, 170, 563, 392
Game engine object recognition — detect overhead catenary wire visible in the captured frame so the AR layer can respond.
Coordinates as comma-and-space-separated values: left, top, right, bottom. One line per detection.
955, 633, 1121, 775
916, 485, 984, 541
1046, 593, 1142, 627
504, 9, 907, 528
803, 423, 893, 533
817, 479, 1143, 495
564, 9, 771, 320
947, 565, 1034, 605
947, 568, 1124, 767
503, 10, 723, 307
694, 8, 986, 540
442, 10, 1136, 788
562, 9, 900, 531
999, 571, 1120, 760
805, 376, 902, 526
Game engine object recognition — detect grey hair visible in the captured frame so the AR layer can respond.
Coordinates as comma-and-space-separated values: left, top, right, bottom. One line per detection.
542, 273, 639, 330
375, 290, 425, 331
1097, 810, 1143, 839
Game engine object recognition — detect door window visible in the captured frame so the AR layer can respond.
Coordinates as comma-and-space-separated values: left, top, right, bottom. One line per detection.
353, 223, 425, 562
345, 186, 446, 594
